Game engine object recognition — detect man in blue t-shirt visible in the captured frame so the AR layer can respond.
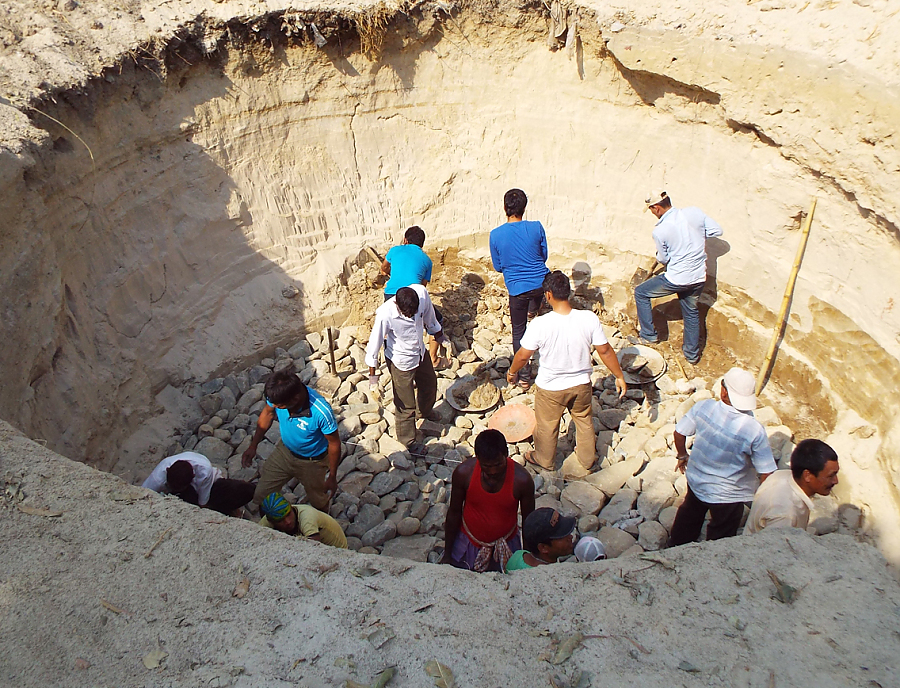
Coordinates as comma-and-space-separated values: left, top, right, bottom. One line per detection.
489, 189, 549, 387
242, 370, 342, 511
380, 226, 445, 366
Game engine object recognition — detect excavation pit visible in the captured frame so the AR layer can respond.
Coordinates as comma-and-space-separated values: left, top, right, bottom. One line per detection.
2, 0, 900, 684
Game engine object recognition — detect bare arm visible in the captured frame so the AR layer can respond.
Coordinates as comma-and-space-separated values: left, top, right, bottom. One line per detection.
514, 466, 536, 524
242, 404, 276, 467
323, 431, 341, 498
594, 343, 627, 398
379, 259, 391, 277
507, 347, 536, 382
440, 463, 471, 564
674, 431, 689, 473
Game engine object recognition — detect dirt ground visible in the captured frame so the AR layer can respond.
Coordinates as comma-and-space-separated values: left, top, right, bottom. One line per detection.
2, 420, 899, 688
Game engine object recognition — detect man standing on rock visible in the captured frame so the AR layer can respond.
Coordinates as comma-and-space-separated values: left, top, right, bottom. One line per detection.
258, 492, 348, 548
441, 429, 535, 572
242, 370, 341, 512
142, 451, 255, 516
668, 367, 777, 546
635, 190, 722, 364
745, 439, 839, 534
365, 284, 449, 450
506, 271, 626, 471
379, 226, 445, 367
490, 188, 549, 388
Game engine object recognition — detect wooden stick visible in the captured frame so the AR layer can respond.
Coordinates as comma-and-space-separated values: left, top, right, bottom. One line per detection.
144, 527, 172, 558
327, 327, 337, 375
756, 198, 817, 396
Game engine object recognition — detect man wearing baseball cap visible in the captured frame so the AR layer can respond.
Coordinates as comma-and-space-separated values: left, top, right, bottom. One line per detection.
634, 190, 722, 364
505, 507, 576, 571
668, 367, 777, 546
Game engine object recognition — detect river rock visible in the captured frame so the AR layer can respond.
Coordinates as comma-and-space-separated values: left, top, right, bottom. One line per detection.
598, 488, 639, 527
410, 498, 430, 520
339, 471, 373, 498
356, 454, 390, 474
370, 470, 406, 496
361, 520, 397, 547
418, 503, 448, 533
584, 456, 644, 496
637, 480, 677, 521
397, 516, 421, 536
381, 534, 437, 562
195, 436, 233, 464
638, 520, 669, 550
597, 526, 638, 559
561, 482, 608, 516
338, 415, 363, 440
348, 503, 385, 538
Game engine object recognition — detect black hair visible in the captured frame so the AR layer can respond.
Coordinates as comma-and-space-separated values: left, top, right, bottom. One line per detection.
264, 370, 309, 407
395, 287, 420, 318
474, 428, 508, 464
655, 193, 672, 209
166, 460, 194, 492
404, 226, 426, 247
790, 439, 838, 480
542, 270, 571, 301
503, 188, 528, 218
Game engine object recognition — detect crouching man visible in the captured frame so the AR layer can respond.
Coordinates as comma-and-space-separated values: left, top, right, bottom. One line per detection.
259, 492, 348, 548
141, 451, 254, 516
745, 439, 839, 534
505, 507, 576, 572
441, 429, 535, 572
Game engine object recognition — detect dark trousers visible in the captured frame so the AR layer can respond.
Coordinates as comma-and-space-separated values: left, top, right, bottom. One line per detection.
509, 287, 544, 354
177, 479, 255, 515
387, 355, 437, 447
668, 486, 745, 546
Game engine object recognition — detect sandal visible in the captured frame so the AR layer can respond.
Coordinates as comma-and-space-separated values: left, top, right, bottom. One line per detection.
523, 451, 551, 471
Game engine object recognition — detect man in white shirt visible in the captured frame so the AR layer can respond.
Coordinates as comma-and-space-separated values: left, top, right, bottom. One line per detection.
506, 271, 626, 470
366, 285, 449, 448
141, 451, 255, 516
745, 439, 839, 534
635, 191, 723, 364
669, 368, 777, 545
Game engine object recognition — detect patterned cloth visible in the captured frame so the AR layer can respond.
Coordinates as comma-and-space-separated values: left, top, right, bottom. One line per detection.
676, 399, 777, 503
261, 492, 292, 520
463, 518, 519, 573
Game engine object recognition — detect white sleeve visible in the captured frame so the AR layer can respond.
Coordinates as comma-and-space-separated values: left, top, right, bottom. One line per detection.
589, 314, 608, 346
141, 458, 173, 493
420, 290, 441, 336
519, 318, 542, 351
675, 405, 698, 436
703, 214, 723, 238
365, 312, 389, 368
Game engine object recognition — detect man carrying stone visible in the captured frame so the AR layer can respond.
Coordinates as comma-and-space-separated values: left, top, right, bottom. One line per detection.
379, 225, 445, 367
745, 439, 839, 534
365, 284, 449, 450
490, 188, 549, 388
635, 190, 722, 364
506, 270, 627, 471
258, 492, 348, 548
441, 429, 535, 572
505, 507, 577, 571
668, 367, 777, 546
142, 451, 254, 516
242, 370, 341, 512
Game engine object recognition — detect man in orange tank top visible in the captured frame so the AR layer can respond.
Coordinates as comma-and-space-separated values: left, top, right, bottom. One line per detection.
440, 429, 536, 572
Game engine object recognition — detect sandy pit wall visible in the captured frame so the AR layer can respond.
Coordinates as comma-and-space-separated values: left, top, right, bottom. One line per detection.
0, 2, 899, 552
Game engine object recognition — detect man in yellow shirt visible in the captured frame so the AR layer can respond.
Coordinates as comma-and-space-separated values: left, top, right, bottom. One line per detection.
259, 492, 348, 548
745, 439, 839, 534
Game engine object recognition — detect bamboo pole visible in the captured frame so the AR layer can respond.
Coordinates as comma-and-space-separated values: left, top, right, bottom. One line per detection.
327, 327, 337, 375
755, 198, 817, 395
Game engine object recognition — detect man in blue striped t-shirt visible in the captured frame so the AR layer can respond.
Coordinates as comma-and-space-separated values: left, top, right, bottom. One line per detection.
243, 370, 341, 511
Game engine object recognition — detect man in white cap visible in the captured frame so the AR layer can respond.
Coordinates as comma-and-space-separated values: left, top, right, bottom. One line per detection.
634, 191, 722, 364
668, 367, 777, 546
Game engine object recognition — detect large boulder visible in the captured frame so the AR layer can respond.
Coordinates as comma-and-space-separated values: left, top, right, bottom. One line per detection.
597, 409, 628, 431
637, 480, 677, 521
584, 456, 644, 496
596, 526, 638, 559
194, 437, 233, 464
637, 521, 669, 551
339, 471, 373, 498
369, 470, 407, 496
361, 520, 397, 548
561, 482, 608, 516
348, 503, 385, 539
418, 504, 449, 533
381, 534, 437, 562
598, 488, 639, 527
614, 427, 654, 458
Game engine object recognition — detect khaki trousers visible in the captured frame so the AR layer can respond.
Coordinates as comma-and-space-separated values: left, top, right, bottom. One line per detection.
387, 354, 437, 447
533, 383, 596, 470
252, 441, 331, 511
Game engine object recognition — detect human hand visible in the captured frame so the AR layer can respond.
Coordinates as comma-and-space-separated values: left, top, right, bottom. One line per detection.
676, 457, 688, 474
324, 473, 338, 497
241, 446, 257, 468
506, 369, 518, 385
616, 376, 627, 399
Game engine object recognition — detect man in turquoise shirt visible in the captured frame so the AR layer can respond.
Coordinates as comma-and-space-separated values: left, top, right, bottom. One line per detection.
381, 226, 433, 298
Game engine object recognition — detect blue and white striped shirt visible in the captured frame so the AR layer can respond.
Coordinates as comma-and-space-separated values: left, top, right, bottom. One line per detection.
676, 399, 776, 503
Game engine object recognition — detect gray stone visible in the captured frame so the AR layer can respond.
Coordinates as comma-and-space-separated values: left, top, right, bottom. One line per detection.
584, 456, 644, 496
432, 464, 453, 481
598, 488, 639, 527
658, 506, 678, 534
249, 366, 271, 386
597, 526, 638, 559
392, 481, 420, 502
201, 378, 225, 395
397, 516, 421, 536
597, 408, 628, 431
360, 412, 381, 425
359, 491, 380, 506
379, 435, 408, 456
348, 503, 385, 538
561, 453, 591, 478
578, 514, 600, 533
289, 340, 313, 360
264, 421, 281, 445
194, 436, 233, 463
198, 394, 222, 416
338, 415, 363, 440
418, 503, 449, 533
339, 471, 373, 498
237, 388, 263, 412
637, 480, 677, 521
213, 428, 232, 443
410, 498, 431, 521
361, 520, 397, 547
430, 400, 456, 424
218, 386, 237, 411
336, 455, 357, 483
356, 454, 390, 474
390, 453, 413, 470
379, 494, 397, 512
535, 494, 578, 519
345, 536, 363, 551
620, 544, 645, 557
229, 428, 248, 448
197, 424, 214, 438
614, 427, 654, 458
561, 482, 608, 516
638, 520, 669, 550
370, 470, 406, 496
380, 534, 437, 562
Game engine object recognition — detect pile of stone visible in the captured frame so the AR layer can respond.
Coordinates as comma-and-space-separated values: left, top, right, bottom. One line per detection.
158, 269, 808, 562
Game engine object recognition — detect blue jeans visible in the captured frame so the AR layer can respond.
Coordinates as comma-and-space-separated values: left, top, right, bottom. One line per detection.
634, 274, 705, 362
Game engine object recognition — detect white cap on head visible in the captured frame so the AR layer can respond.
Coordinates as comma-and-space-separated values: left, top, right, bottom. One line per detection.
722, 367, 757, 411
574, 536, 606, 562
644, 190, 668, 207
